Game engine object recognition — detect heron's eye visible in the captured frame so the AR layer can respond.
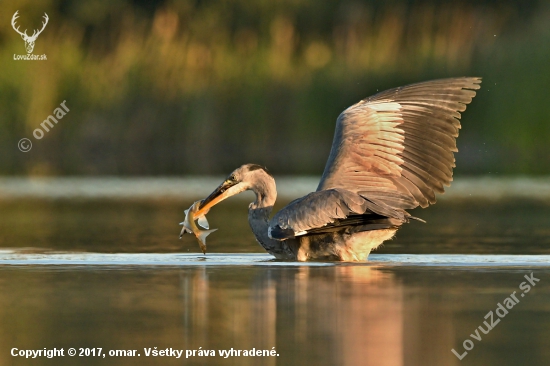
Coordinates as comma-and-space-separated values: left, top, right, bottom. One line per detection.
229, 175, 236, 182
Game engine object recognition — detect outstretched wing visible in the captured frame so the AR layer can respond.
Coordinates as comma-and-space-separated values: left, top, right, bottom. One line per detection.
317, 77, 481, 208
268, 189, 416, 240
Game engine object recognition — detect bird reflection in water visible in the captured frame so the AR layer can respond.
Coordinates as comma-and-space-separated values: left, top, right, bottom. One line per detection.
176, 266, 456, 365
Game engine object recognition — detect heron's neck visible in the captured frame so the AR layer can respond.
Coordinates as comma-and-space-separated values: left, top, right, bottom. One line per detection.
247, 177, 286, 256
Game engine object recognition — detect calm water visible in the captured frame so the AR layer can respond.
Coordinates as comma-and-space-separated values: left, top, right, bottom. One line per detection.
1, 199, 550, 365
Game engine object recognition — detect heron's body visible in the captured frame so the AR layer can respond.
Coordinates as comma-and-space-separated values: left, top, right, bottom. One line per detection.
194, 77, 482, 261
244, 177, 398, 261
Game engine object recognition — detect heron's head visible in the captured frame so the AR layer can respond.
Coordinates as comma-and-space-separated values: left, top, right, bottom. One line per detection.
197, 164, 274, 215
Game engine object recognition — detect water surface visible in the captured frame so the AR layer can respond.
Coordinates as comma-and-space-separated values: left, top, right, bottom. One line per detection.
1, 199, 549, 366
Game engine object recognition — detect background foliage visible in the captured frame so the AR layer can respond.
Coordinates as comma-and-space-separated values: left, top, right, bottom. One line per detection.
1, 0, 549, 176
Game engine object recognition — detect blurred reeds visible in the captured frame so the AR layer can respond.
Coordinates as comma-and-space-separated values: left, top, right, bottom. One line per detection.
0, 0, 549, 175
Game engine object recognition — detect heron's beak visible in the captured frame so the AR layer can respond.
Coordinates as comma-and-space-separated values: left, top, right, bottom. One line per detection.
196, 179, 245, 216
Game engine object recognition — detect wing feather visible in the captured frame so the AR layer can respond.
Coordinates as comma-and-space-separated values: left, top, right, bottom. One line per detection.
268, 189, 409, 240
401, 149, 452, 181
317, 77, 481, 208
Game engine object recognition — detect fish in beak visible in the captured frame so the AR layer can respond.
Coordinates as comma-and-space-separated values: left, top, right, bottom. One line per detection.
179, 202, 210, 237
179, 200, 217, 254
196, 178, 246, 216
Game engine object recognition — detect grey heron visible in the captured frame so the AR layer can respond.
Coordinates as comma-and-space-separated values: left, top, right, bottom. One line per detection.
195, 77, 481, 261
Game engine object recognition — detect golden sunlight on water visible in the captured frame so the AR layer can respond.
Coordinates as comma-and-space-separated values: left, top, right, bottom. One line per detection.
2, 262, 549, 366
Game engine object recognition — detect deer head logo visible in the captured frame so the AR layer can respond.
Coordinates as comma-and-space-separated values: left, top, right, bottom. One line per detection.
11, 10, 49, 54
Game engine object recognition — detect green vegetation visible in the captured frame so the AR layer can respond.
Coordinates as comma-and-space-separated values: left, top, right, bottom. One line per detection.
0, 0, 549, 175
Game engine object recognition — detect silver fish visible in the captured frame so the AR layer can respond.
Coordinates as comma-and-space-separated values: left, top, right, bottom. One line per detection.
179, 201, 217, 254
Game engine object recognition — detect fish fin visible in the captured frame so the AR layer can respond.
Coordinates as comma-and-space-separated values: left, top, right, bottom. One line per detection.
197, 215, 210, 229
198, 228, 218, 244
179, 226, 192, 238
